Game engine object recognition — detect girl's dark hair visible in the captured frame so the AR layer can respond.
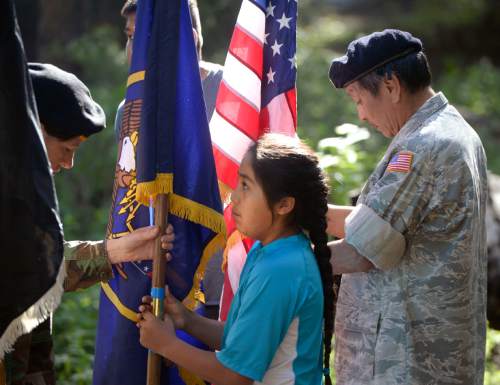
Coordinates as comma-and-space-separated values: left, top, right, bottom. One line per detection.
247, 134, 334, 385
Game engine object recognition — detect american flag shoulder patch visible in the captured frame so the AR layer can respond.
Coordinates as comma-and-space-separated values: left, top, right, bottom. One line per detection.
387, 151, 414, 173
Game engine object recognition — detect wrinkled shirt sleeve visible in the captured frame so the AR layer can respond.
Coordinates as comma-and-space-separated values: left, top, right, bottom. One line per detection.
63, 240, 113, 291
345, 150, 433, 270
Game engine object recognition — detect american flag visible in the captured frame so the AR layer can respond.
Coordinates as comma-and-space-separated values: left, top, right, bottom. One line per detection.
209, 0, 297, 320
387, 151, 413, 173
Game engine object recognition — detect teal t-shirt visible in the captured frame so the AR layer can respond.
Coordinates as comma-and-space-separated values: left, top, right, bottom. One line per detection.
216, 233, 324, 384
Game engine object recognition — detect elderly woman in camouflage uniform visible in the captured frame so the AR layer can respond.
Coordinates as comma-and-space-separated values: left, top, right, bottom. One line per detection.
326, 30, 487, 385
3, 63, 173, 385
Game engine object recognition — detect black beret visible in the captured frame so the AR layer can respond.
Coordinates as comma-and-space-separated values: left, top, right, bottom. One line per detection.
29, 63, 105, 140
329, 29, 423, 88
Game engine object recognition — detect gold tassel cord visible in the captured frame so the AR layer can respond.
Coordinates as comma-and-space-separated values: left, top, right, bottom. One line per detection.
221, 231, 244, 272
178, 367, 207, 385
101, 282, 138, 322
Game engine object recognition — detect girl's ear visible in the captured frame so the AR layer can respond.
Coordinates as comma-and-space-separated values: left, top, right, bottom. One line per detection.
275, 196, 295, 216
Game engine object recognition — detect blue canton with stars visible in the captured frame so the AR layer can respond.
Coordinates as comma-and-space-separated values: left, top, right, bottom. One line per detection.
252, 0, 297, 107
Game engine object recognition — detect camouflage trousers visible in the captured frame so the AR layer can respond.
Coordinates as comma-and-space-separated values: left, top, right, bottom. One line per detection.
3, 320, 55, 385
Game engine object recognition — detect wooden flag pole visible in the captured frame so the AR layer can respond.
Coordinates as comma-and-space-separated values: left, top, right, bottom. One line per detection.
146, 193, 169, 385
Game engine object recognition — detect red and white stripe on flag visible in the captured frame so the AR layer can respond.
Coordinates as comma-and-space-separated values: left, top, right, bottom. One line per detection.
210, 0, 297, 320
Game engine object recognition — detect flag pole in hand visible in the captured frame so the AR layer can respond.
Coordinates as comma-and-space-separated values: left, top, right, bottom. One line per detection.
146, 193, 169, 385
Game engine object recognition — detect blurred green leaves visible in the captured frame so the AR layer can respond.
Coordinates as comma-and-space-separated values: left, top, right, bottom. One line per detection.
316, 124, 387, 204
485, 327, 500, 385
54, 286, 100, 385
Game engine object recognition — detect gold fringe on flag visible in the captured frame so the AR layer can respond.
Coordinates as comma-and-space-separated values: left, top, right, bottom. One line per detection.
182, 231, 226, 311
169, 193, 226, 235
135, 173, 174, 206
218, 181, 232, 206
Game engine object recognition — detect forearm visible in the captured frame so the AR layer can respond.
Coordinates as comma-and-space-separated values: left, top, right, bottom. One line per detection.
327, 204, 354, 238
63, 227, 164, 291
63, 240, 113, 291
162, 339, 250, 385
183, 310, 225, 350
329, 239, 374, 274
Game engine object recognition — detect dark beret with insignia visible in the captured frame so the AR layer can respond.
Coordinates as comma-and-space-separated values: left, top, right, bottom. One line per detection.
29, 63, 105, 140
329, 29, 423, 88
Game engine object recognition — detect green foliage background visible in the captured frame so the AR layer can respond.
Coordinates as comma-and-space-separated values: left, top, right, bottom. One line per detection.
32, 0, 500, 383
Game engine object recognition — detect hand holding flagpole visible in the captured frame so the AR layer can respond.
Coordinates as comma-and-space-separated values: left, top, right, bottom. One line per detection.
146, 194, 169, 385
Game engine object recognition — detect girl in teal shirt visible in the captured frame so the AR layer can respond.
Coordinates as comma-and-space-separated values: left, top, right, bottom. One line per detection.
138, 134, 334, 385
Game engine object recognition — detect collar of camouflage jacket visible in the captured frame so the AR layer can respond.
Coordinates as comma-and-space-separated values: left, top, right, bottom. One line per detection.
393, 91, 448, 145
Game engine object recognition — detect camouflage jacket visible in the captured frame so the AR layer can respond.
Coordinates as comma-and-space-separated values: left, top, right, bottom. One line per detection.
63, 239, 113, 291
336, 92, 488, 385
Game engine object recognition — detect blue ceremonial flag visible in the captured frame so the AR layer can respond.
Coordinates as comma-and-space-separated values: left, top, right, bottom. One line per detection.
94, 0, 226, 384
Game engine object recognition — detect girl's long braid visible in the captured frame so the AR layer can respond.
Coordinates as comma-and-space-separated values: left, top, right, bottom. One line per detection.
296, 168, 334, 385
249, 135, 335, 384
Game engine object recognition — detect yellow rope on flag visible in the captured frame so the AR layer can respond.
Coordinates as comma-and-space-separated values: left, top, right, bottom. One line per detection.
126, 70, 146, 87
101, 282, 138, 322
136, 173, 174, 206
221, 230, 244, 272
101, 233, 226, 322
178, 368, 206, 385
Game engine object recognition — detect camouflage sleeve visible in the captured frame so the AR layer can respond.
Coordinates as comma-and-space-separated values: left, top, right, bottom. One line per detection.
345, 149, 433, 270
63, 240, 114, 292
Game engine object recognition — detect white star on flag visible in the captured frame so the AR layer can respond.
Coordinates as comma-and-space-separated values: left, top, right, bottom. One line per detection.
266, 2, 275, 18
288, 54, 297, 69
271, 40, 283, 56
276, 13, 292, 30
266, 67, 276, 84
264, 32, 270, 45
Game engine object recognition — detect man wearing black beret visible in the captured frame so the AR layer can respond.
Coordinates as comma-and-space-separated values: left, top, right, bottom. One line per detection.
3, 63, 174, 385
28, 62, 175, 289
325, 30, 487, 384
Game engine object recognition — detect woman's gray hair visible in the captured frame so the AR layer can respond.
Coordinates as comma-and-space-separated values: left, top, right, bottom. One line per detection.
358, 51, 432, 95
